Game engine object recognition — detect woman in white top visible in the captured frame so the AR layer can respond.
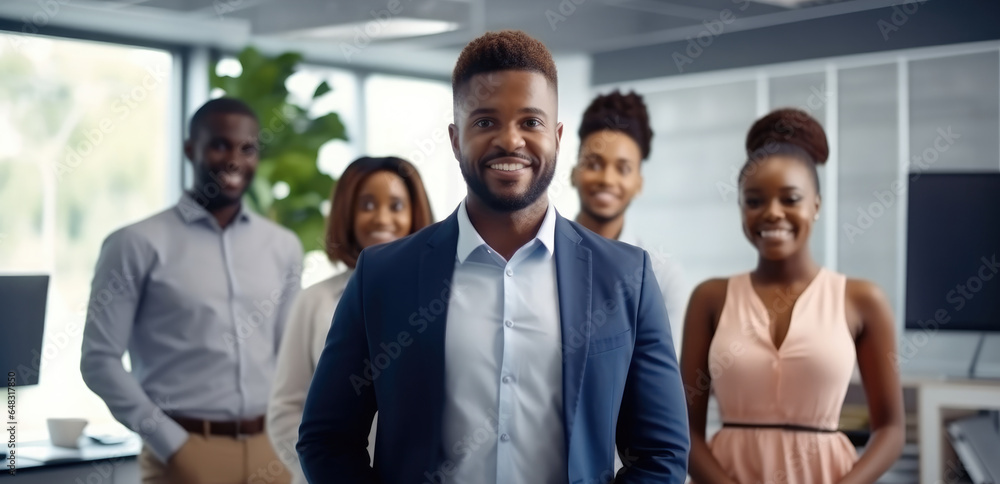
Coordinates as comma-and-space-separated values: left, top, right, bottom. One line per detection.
267, 156, 434, 484
571, 90, 689, 352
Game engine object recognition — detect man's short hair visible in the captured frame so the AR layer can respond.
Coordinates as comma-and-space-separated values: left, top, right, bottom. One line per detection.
579, 90, 653, 161
451, 30, 558, 101
188, 97, 258, 140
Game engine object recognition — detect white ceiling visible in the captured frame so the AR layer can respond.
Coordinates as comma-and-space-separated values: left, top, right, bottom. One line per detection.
0, 0, 906, 76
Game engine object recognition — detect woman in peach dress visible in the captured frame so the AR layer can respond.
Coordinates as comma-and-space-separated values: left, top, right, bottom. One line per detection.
681, 109, 905, 484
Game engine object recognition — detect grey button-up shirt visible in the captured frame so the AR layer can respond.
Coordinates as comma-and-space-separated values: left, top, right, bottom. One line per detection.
81, 193, 303, 463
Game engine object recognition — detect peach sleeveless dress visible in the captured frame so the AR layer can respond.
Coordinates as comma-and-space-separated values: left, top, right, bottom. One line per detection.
703, 268, 858, 484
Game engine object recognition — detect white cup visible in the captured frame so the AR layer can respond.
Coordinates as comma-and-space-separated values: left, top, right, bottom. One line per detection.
47, 418, 88, 448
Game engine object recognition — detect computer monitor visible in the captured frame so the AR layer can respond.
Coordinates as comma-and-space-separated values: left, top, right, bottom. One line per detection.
0, 275, 49, 385
905, 173, 1000, 332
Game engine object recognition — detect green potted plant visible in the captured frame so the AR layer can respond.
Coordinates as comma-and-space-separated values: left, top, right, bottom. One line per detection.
210, 46, 347, 252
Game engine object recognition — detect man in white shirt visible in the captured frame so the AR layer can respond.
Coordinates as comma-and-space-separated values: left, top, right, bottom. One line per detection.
571, 90, 689, 352
297, 30, 689, 484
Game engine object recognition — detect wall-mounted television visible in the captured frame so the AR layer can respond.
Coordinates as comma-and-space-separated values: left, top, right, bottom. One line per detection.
905, 173, 1000, 332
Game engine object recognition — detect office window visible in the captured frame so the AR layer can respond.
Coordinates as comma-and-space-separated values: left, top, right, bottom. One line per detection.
0, 33, 174, 440
364, 74, 463, 219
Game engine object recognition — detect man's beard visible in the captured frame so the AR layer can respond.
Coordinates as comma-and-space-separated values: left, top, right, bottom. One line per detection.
189, 163, 253, 211
579, 199, 629, 225
460, 152, 557, 212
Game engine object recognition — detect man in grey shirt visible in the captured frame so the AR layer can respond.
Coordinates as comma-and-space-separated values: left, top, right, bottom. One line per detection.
81, 98, 302, 484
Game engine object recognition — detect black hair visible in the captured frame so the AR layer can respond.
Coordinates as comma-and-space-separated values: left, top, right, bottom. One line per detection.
188, 97, 258, 140
578, 90, 653, 160
739, 108, 828, 194
452, 30, 558, 100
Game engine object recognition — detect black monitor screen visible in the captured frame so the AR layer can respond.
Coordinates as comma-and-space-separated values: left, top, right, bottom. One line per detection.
906, 173, 1000, 332
0, 275, 49, 385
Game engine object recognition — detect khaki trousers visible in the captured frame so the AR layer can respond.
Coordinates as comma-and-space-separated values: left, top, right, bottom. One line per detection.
140, 432, 292, 484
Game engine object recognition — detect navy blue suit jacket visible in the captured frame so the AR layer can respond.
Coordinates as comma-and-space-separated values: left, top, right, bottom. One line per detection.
297, 210, 689, 483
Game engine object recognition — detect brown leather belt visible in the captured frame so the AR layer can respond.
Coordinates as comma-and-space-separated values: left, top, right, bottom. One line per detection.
170, 415, 266, 438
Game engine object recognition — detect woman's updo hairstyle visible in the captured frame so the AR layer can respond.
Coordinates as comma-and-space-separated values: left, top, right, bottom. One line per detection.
740, 108, 828, 194
578, 90, 653, 160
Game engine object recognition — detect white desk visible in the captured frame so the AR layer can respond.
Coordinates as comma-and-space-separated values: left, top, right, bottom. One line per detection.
916, 379, 1000, 484
0, 434, 141, 483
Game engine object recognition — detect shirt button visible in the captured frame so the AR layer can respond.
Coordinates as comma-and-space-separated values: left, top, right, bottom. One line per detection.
504, 320, 513, 328
772, 361, 779, 369
500, 433, 510, 442
502, 376, 512, 383
505, 268, 513, 277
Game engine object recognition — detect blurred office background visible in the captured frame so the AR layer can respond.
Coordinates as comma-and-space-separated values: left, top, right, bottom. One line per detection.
1, 0, 999, 481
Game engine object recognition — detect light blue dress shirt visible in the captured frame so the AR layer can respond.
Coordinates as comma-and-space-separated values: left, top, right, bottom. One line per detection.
442, 199, 566, 484
81, 193, 303, 463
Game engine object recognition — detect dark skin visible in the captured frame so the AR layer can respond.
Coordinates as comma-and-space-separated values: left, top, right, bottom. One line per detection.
352, 171, 413, 250
681, 156, 905, 484
183, 112, 260, 229
449, 70, 563, 260
572, 130, 644, 240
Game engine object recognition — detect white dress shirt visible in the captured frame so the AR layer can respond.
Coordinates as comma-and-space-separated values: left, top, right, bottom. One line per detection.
618, 222, 689, 355
268, 270, 375, 484
442, 199, 566, 484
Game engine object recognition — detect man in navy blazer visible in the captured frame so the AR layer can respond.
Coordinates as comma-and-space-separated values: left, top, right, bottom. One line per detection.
298, 30, 689, 484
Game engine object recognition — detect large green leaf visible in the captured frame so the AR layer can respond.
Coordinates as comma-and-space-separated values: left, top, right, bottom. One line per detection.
313, 81, 332, 98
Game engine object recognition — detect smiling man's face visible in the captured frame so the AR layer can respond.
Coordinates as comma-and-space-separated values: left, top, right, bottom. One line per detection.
449, 70, 563, 212
185, 112, 259, 209
572, 130, 644, 223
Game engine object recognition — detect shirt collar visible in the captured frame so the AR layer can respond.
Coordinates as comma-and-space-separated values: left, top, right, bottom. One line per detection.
455, 198, 557, 263
175, 192, 252, 226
